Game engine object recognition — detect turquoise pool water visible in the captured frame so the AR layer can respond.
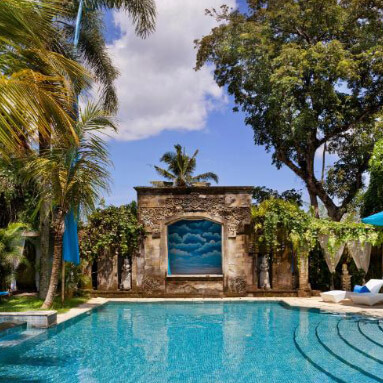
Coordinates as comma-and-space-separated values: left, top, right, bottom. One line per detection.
0, 302, 383, 383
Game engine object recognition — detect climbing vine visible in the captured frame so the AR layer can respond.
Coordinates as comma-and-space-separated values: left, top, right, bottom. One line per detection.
80, 202, 145, 263
252, 199, 383, 257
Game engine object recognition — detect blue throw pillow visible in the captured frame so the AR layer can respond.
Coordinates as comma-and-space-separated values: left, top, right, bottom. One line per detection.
353, 285, 370, 293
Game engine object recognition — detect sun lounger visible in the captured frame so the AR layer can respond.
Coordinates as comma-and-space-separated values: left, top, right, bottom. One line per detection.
320, 290, 349, 303
349, 293, 383, 306
321, 279, 383, 303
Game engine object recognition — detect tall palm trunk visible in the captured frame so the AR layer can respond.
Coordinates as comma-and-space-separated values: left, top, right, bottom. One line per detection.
39, 199, 51, 298
38, 133, 51, 299
42, 210, 65, 309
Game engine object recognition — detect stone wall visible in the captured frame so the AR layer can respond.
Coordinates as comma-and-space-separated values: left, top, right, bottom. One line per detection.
97, 248, 119, 290
134, 186, 253, 296
271, 247, 297, 290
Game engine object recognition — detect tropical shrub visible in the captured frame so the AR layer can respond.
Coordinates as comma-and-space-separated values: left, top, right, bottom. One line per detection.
80, 202, 145, 268
252, 198, 383, 289
0, 223, 27, 290
253, 199, 383, 255
362, 138, 383, 217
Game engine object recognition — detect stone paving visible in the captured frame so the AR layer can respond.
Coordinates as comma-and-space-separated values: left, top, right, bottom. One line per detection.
56, 296, 383, 324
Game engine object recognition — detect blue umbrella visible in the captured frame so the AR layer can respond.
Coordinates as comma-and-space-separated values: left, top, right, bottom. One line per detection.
362, 211, 383, 226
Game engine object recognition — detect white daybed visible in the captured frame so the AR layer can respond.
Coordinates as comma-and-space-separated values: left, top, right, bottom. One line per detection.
321, 279, 383, 304
349, 292, 383, 306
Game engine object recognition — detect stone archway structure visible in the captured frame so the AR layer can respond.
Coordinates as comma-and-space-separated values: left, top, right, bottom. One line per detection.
133, 186, 254, 296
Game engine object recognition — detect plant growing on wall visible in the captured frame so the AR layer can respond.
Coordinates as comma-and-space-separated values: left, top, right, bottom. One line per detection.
362, 138, 383, 217
253, 198, 383, 288
80, 202, 145, 267
252, 199, 383, 257
0, 222, 27, 290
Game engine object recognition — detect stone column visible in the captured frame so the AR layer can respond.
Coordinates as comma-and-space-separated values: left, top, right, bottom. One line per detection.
298, 255, 311, 296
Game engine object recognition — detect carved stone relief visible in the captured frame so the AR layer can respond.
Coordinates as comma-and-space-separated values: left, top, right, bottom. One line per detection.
228, 276, 247, 294
139, 193, 251, 237
142, 277, 163, 293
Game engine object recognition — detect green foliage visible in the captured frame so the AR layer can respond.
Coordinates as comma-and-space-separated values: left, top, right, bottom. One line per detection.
0, 0, 91, 156
80, 202, 144, 263
154, 144, 219, 187
196, 1, 383, 220
0, 160, 39, 228
253, 199, 313, 254
252, 186, 302, 206
24, 103, 115, 218
252, 199, 383, 256
0, 295, 89, 314
362, 138, 383, 217
0, 223, 27, 289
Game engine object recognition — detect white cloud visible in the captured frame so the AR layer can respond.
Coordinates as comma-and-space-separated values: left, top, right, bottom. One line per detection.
106, 0, 236, 141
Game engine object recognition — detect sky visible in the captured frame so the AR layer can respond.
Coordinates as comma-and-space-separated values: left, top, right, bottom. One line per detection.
99, 0, 309, 205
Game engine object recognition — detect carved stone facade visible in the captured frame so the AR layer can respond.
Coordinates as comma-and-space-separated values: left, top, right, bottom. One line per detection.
134, 186, 253, 296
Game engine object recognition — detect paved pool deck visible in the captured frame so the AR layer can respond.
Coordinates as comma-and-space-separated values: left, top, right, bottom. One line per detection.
56, 296, 383, 324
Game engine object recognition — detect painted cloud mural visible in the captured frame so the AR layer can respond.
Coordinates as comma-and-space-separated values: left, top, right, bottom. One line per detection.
168, 220, 222, 275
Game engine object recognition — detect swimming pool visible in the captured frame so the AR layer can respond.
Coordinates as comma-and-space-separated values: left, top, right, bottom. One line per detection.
0, 302, 382, 383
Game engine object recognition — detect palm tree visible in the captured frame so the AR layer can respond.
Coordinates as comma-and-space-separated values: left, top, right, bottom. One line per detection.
58, 0, 156, 113
36, 0, 156, 299
0, 0, 91, 155
24, 103, 115, 308
154, 144, 219, 187
0, 0, 93, 299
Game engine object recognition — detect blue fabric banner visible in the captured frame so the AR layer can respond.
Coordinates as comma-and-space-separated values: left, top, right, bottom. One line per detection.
62, 210, 80, 265
362, 211, 383, 226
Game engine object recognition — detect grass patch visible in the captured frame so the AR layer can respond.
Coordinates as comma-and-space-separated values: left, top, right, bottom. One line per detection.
0, 295, 89, 314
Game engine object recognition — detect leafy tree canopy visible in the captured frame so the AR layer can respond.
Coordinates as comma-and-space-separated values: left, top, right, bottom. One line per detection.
252, 186, 302, 206
80, 202, 144, 263
196, 0, 383, 221
0, 160, 39, 228
0, 222, 27, 289
362, 138, 383, 217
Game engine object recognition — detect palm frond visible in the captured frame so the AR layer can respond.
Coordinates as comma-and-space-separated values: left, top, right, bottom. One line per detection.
154, 166, 176, 181
192, 172, 219, 184
0, 0, 92, 155
61, 10, 119, 113
160, 151, 177, 165
22, 102, 113, 218
83, 0, 156, 38
154, 144, 219, 186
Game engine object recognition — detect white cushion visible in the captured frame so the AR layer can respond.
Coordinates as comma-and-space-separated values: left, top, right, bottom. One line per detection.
320, 290, 348, 303
364, 279, 383, 294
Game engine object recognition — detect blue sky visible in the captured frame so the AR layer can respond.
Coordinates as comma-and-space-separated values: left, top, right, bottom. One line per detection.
100, 1, 306, 205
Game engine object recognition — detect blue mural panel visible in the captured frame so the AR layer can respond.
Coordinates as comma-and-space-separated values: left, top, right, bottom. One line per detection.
168, 220, 222, 275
